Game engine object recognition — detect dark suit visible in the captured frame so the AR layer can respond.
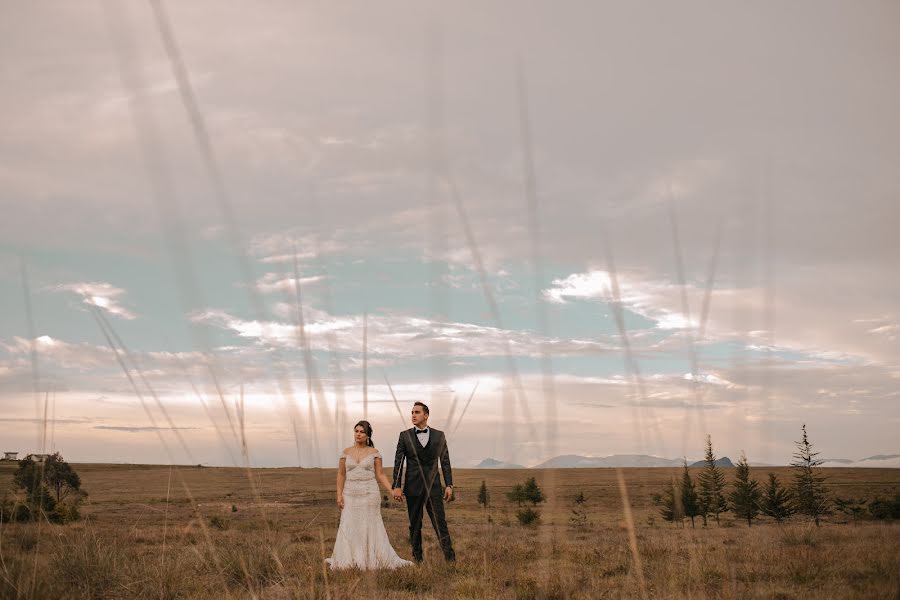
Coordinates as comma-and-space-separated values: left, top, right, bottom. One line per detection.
393, 427, 455, 562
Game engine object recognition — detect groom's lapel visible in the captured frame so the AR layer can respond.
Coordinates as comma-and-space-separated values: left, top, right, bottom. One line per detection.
423, 430, 438, 459
405, 427, 420, 457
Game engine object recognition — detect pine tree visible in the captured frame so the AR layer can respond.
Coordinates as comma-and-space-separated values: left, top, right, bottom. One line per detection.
522, 477, 546, 506
729, 452, 762, 527
791, 424, 831, 526
698, 435, 729, 525
659, 477, 684, 527
506, 484, 525, 506
477, 480, 490, 508
680, 460, 700, 528
761, 472, 795, 523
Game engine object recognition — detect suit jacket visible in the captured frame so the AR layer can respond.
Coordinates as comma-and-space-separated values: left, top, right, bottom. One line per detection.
392, 427, 453, 496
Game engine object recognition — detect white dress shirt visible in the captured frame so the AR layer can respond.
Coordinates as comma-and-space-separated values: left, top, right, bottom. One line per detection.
415, 427, 430, 447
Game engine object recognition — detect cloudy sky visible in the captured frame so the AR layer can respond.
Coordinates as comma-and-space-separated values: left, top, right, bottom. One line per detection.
2, 1, 898, 467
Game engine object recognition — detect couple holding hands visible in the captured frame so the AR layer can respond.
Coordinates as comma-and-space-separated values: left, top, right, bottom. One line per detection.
326, 401, 456, 569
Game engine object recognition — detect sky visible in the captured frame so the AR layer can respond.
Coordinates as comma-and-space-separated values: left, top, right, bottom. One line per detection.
1, 1, 898, 468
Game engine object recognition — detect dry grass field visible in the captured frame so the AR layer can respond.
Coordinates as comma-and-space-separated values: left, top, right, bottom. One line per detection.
1, 462, 898, 599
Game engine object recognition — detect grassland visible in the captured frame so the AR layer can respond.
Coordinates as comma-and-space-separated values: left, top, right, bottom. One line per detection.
1, 462, 897, 599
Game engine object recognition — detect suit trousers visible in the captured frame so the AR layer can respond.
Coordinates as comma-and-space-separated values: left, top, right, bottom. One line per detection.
405, 491, 455, 562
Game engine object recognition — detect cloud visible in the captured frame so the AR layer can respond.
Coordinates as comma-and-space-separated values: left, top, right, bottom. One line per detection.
51, 282, 136, 320
191, 308, 616, 359
0, 2, 897, 466
683, 372, 737, 388
2, 335, 113, 370
93, 425, 198, 433
0, 417, 95, 425
544, 269, 700, 330
254, 272, 325, 294
542, 267, 900, 368
0, 335, 251, 397
249, 231, 348, 264
854, 315, 899, 343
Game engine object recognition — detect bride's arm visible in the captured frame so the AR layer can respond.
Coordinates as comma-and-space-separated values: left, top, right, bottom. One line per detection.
374, 456, 393, 492
336, 455, 346, 508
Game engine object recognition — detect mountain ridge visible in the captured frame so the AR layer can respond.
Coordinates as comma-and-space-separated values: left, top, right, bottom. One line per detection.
473, 452, 900, 470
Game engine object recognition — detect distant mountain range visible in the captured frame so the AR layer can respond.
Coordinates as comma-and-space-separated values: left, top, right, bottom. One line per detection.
533, 454, 684, 468
475, 454, 696, 469
862, 454, 900, 461
689, 457, 734, 468
474, 458, 525, 469
473, 453, 900, 469
820, 454, 900, 468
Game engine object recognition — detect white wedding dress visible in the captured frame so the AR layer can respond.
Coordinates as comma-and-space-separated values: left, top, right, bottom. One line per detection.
326, 450, 413, 570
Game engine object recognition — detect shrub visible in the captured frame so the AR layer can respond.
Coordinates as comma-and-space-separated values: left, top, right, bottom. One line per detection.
53, 501, 81, 524
569, 508, 588, 530
516, 507, 541, 527
834, 497, 868, 523
868, 494, 900, 520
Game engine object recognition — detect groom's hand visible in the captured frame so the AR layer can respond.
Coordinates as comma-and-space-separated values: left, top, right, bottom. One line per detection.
444, 486, 453, 502
391, 488, 403, 502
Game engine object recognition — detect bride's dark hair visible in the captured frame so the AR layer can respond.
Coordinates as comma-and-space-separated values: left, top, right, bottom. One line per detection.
355, 420, 374, 447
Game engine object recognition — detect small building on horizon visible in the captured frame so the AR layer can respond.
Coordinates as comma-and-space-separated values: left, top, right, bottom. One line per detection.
2, 451, 18, 461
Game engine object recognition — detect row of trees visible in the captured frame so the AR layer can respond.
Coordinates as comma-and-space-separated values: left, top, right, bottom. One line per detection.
658, 424, 830, 527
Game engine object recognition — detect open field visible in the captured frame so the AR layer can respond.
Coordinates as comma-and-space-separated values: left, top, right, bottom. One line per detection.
1, 462, 898, 599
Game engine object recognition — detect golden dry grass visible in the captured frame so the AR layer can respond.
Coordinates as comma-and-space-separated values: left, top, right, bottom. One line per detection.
1, 462, 898, 599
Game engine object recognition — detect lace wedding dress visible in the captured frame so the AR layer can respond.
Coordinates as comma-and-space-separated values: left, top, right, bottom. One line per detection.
326, 450, 412, 570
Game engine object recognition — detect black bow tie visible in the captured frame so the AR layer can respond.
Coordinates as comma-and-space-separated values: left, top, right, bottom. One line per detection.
415, 429, 428, 435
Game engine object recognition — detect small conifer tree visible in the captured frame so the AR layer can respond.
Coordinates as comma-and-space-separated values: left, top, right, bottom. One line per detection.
659, 477, 684, 527
761, 473, 795, 523
680, 460, 700, 528
791, 424, 831, 526
477, 480, 490, 508
698, 435, 729, 525
729, 453, 762, 527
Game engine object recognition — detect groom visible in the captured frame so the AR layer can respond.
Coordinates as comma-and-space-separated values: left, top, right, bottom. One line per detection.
392, 401, 456, 563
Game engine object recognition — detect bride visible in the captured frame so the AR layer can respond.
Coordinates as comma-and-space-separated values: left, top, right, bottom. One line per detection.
326, 420, 412, 570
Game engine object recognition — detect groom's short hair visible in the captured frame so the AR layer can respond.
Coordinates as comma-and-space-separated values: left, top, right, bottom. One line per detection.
413, 401, 430, 415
